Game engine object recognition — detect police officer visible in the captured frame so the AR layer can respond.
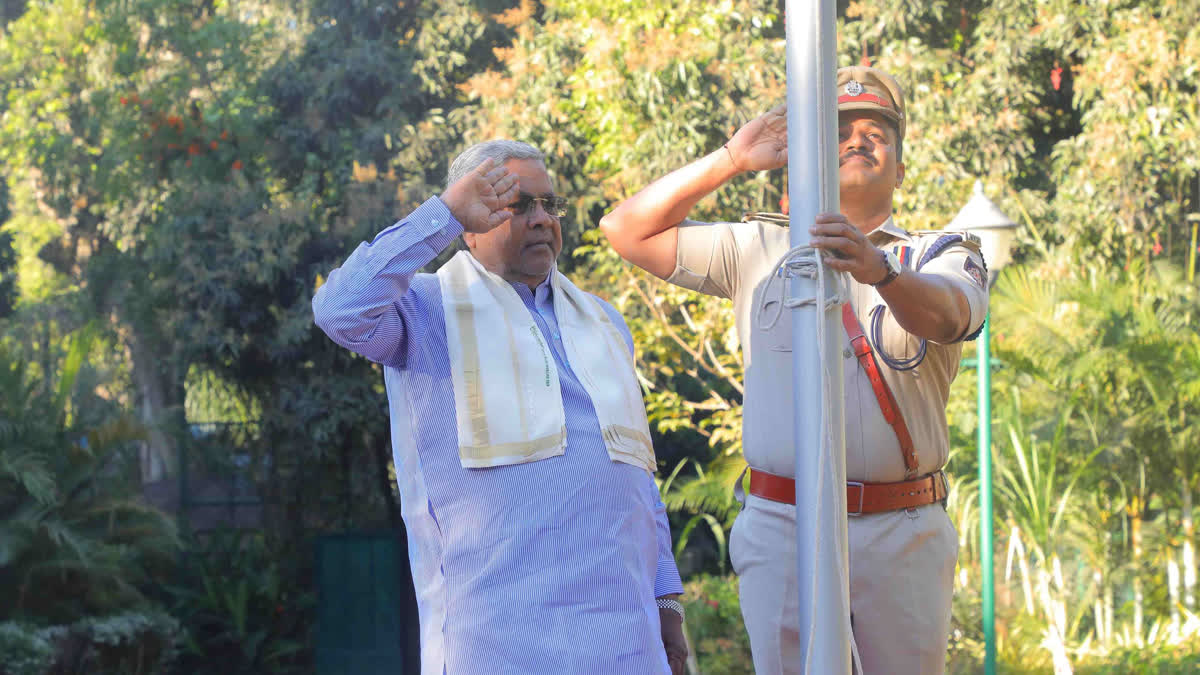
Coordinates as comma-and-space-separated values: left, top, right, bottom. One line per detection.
599, 66, 989, 674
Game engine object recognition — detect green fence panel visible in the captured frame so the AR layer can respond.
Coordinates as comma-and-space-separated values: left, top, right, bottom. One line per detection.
316, 532, 413, 674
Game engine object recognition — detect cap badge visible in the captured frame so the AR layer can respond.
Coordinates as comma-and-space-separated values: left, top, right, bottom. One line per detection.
845, 80, 864, 97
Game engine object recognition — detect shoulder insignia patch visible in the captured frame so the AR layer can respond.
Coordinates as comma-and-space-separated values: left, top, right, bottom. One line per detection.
963, 256, 987, 288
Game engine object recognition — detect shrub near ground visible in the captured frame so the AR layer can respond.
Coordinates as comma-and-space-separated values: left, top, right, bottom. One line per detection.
0, 333, 181, 672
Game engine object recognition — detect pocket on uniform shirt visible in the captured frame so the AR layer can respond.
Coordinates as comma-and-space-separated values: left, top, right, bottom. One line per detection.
762, 310, 793, 353
746, 272, 793, 352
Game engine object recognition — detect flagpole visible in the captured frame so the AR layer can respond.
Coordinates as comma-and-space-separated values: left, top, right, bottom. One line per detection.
786, 0, 850, 672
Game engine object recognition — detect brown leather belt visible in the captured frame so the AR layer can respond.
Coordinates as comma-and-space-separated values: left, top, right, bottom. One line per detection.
748, 468, 949, 515
745, 305, 947, 514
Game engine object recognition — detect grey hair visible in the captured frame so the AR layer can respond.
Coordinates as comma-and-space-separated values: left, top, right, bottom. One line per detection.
446, 140, 544, 188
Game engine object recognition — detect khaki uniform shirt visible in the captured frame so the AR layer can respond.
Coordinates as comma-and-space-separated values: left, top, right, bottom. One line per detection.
668, 215, 989, 483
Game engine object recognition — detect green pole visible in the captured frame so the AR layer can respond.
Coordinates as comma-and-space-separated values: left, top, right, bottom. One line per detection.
978, 316, 995, 675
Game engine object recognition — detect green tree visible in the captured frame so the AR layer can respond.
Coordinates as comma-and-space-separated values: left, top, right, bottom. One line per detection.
0, 0, 525, 535
464, 0, 788, 567
0, 0, 294, 483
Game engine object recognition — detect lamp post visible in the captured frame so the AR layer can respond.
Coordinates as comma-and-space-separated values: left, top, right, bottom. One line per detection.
946, 180, 1019, 675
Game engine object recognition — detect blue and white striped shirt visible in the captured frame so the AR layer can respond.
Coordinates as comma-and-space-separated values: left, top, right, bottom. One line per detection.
312, 196, 683, 675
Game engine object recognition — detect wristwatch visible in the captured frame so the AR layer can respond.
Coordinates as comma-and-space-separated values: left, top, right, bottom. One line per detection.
656, 597, 685, 621
871, 249, 902, 287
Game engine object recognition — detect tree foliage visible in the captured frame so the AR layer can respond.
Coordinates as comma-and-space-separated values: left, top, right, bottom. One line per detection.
0, 0, 1198, 670
0, 330, 178, 625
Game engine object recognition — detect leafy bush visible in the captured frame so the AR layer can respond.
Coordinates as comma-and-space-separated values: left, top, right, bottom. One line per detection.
162, 529, 314, 675
1077, 644, 1200, 675
0, 333, 179, 625
0, 622, 54, 675
0, 611, 179, 675
682, 574, 754, 675
69, 611, 181, 674
52, 612, 179, 675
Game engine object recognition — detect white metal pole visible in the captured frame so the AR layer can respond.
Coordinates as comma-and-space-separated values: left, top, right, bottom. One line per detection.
786, 0, 851, 672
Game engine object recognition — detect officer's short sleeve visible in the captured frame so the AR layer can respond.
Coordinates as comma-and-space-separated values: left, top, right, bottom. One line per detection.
667, 219, 758, 300
919, 243, 990, 343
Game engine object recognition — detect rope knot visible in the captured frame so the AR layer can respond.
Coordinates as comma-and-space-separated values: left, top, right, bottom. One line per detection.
756, 244, 846, 332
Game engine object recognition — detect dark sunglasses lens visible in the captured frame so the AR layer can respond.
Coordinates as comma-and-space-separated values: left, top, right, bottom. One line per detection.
510, 196, 532, 215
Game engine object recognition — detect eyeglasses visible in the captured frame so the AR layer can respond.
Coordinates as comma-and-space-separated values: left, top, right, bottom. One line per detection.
509, 194, 568, 217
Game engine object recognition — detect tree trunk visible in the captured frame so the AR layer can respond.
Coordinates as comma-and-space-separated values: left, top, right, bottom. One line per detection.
1037, 562, 1073, 675
1010, 525, 1035, 615
1131, 494, 1144, 644
1097, 523, 1113, 648
128, 326, 184, 484
1104, 581, 1114, 648
1183, 477, 1195, 612
1168, 551, 1181, 636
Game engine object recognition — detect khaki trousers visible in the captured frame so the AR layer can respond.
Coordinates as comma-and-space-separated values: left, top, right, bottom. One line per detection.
729, 495, 958, 675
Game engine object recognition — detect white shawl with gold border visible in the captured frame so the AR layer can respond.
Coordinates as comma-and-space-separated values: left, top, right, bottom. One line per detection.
437, 251, 656, 473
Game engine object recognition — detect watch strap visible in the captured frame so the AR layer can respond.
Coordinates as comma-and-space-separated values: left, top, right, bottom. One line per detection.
656, 597, 685, 620
871, 249, 900, 287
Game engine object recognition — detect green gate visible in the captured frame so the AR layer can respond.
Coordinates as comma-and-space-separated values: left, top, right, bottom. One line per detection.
316, 532, 419, 674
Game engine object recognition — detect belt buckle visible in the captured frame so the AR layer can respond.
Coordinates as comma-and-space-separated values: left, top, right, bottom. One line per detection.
847, 481, 864, 516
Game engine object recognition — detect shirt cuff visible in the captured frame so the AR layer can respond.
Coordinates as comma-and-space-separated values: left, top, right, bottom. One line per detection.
654, 558, 685, 597
348, 196, 464, 290
370, 195, 463, 253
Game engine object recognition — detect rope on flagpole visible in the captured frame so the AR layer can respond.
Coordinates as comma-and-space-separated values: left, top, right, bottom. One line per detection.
756, 247, 862, 674
783, 0, 854, 670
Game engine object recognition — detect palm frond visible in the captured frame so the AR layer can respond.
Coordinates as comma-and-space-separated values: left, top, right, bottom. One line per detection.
0, 449, 56, 506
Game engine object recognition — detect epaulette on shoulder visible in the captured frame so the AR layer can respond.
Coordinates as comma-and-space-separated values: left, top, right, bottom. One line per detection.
741, 211, 790, 226
911, 231, 985, 272
911, 229, 982, 252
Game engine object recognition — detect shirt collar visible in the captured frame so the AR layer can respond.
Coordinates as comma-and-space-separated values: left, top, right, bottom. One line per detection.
866, 216, 912, 246
508, 267, 557, 303
534, 270, 555, 303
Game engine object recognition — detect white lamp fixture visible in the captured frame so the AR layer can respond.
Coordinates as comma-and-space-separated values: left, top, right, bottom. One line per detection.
945, 180, 1020, 284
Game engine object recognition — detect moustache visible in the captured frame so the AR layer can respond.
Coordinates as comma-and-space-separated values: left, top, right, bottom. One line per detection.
840, 151, 875, 166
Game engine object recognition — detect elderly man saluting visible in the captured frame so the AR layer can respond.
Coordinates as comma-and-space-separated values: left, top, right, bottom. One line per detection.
313, 140, 688, 674
601, 66, 990, 674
